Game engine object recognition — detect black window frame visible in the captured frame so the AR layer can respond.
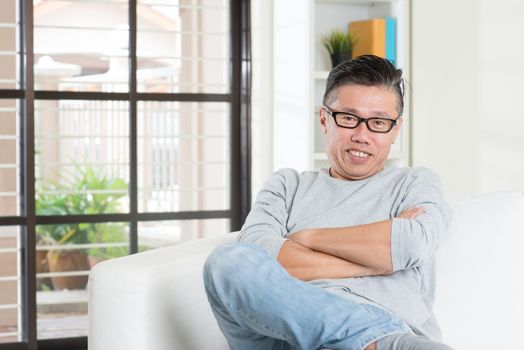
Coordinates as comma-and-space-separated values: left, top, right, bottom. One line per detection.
0, 0, 251, 349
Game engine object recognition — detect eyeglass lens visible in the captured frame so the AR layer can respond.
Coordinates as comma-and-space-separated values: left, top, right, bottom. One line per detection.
335, 113, 393, 132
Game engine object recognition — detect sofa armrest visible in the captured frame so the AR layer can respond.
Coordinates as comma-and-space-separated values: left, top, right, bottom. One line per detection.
88, 232, 237, 350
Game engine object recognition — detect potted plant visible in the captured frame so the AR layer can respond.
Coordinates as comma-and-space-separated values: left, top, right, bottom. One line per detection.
36, 165, 128, 290
321, 29, 357, 68
86, 222, 128, 268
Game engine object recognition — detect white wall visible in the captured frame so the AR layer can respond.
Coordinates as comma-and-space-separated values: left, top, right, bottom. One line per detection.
251, 0, 312, 200
272, 0, 311, 172
250, 0, 274, 200
412, 0, 524, 198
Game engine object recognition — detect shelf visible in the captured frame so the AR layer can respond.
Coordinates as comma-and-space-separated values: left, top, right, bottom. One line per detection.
273, 0, 409, 171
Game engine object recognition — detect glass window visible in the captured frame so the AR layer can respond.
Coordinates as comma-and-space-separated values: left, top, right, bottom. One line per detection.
0, 99, 20, 217
36, 222, 128, 339
0, 0, 19, 89
137, 0, 229, 93
138, 101, 229, 212
34, 0, 129, 92
0, 0, 244, 346
138, 218, 228, 250
0, 226, 20, 343
35, 100, 130, 215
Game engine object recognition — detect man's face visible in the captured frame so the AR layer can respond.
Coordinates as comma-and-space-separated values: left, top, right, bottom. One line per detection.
320, 84, 403, 181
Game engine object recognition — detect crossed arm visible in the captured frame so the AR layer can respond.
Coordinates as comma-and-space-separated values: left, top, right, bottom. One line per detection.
277, 207, 424, 281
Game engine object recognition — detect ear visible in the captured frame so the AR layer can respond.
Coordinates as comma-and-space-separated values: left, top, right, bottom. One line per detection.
319, 108, 328, 134
391, 117, 403, 144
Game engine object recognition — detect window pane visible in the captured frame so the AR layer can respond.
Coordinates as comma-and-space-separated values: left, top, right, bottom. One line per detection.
137, 0, 229, 93
36, 222, 129, 339
138, 218, 229, 250
34, 0, 129, 92
0, 0, 20, 89
138, 101, 229, 212
0, 99, 20, 216
0, 226, 21, 343
35, 100, 129, 215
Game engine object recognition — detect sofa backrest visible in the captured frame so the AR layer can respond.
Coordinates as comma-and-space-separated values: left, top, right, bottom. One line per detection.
434, 191, 524, 349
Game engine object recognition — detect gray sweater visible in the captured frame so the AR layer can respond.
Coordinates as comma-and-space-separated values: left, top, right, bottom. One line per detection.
238, 166, 451, 340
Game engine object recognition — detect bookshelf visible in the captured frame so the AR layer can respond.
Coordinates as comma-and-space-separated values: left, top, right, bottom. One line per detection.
273, 0, 411, 172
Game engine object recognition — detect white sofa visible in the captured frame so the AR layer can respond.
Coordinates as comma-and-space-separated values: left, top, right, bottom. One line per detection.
89, 192, 524, 350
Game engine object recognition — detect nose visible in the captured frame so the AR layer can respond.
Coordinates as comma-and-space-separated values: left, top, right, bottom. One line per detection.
350, 120, 372, 144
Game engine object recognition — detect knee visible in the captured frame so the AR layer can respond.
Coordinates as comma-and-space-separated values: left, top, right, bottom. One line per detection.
203, 242, 260, 293
203, 242, 240, 282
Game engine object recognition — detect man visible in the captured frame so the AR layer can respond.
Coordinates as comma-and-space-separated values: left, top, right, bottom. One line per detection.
203, 55, 453, 350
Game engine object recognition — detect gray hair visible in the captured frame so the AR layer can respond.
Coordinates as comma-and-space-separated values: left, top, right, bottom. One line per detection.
323, 55, 405, 116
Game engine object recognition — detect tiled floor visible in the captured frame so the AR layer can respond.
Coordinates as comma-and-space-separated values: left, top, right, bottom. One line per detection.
38, 312, 88, 339
0, 312, 88, 342
38, 289, 88, 339
1, 290, 89, 343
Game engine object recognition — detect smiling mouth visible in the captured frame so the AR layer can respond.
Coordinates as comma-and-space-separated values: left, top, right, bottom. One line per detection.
348, 149, 371, 159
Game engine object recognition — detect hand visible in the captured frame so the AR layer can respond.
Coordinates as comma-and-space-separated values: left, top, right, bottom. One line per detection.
397, 206, 425, 219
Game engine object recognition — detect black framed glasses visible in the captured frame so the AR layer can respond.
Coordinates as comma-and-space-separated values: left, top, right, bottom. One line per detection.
323, 106, 399, 133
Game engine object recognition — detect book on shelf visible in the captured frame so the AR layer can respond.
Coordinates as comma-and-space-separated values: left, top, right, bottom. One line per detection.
385, 17, 396, 65
348, 17, 396, 65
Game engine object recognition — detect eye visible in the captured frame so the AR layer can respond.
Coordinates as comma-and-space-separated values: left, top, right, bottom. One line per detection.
339, 114, 358, 122
370, 119, 388, 127
368, 118, 393, 131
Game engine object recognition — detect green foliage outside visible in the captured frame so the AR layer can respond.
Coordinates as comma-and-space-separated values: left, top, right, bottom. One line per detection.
321, 29, 357, 55
35, 165, 129, 260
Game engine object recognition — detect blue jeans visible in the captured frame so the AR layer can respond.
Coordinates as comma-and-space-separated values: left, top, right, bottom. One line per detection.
203, 242, 409, 350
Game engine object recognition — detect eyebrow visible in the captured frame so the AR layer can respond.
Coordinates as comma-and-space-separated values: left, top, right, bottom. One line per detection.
337, 107, 393, 119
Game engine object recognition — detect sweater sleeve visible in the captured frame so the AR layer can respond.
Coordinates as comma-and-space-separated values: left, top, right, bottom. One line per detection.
390, 168, 452, 271
237, 169, 298, 258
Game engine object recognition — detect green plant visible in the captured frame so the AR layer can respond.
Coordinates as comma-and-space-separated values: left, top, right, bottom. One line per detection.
36, 165, 128, 259
86, 222, 129, 260
321, 29, 357, 55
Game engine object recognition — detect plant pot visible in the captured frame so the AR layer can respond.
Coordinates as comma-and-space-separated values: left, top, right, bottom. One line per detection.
36, 249, 49, 273
88, 255, 104, 269
36, 249, 53, 290
330, 52, 352, 68
46, 250, 89, 290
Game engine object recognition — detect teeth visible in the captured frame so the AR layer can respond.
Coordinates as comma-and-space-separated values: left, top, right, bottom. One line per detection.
349, 150, 369, 158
